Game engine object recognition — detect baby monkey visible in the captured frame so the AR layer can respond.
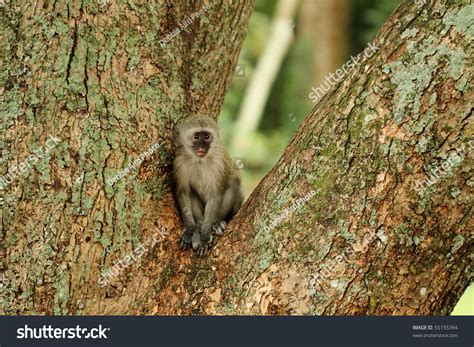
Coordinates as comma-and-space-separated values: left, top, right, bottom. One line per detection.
173, 115, 243, 256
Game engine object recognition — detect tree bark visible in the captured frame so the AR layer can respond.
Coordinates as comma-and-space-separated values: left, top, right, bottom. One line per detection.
1, 0, 472, 316
0, 0, 254, 314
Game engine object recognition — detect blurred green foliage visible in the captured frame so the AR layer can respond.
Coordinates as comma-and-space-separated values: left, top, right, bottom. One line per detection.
221, 0, 401, 131
221, 0, 400, 177
262, 37, 313, 135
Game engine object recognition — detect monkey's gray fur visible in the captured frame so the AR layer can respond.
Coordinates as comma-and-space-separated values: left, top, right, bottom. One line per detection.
173, 115, 243, 256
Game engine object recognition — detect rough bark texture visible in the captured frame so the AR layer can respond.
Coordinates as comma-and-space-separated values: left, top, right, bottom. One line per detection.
1, 0, 472, 316
0, 0, 254, 314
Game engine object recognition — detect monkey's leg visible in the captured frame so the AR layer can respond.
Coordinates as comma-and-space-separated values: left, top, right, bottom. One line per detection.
196, 197, 223, 256
177, 190, 197, 249
190, 193, 205, 250
212, 182, 243, 235
190, 191, 204, 221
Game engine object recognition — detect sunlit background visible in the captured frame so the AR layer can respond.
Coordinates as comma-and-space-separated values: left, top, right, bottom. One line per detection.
218, 0, 473, 315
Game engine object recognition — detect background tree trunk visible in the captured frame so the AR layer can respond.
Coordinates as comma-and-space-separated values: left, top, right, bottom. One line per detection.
1, 0, 472, 316
298, 0, 348, 87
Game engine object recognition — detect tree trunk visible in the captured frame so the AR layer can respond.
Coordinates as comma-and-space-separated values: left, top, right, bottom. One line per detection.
1, 0, 472, 316
0, 0, 254, 315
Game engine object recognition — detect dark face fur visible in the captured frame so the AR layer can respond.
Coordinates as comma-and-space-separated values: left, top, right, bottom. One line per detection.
192, 131, 213, 157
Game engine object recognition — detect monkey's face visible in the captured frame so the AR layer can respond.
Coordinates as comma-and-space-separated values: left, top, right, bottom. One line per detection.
191, 131, 213, 158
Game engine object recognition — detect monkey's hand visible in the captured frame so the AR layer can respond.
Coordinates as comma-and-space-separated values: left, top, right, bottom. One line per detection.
180, 225, 195, 249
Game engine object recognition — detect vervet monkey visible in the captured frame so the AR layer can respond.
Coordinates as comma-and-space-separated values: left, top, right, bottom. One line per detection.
173, 116, 243, 256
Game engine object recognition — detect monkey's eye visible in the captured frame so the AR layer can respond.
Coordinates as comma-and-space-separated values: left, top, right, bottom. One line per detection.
204, 134, 210, 140
193, 134, 199, 140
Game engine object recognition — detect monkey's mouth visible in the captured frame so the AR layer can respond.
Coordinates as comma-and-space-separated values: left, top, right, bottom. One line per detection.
195, 149, 207, 157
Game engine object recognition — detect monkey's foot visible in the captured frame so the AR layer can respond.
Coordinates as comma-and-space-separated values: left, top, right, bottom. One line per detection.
179, 233, 192, 249
180, 226, 195, 249
195, 233, 211, 257
191, 231, 201, 250
212, 221, 227, 236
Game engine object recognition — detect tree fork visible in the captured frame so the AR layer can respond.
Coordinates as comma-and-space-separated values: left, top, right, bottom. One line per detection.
0, 1, 472, 316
